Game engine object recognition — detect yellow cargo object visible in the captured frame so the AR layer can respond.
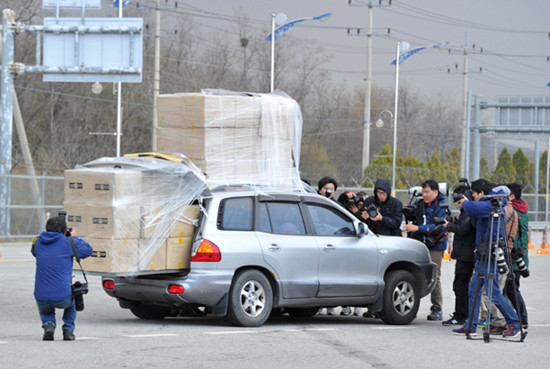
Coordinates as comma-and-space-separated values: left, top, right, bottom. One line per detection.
124, 152, 184, 163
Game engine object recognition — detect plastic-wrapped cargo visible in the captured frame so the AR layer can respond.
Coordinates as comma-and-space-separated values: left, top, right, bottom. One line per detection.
156, 89, 304, 191
64, 155, 208, 274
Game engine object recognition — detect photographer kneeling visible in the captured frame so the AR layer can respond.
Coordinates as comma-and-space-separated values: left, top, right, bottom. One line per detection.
31, 216, 93, 341
362, 178, 403, 236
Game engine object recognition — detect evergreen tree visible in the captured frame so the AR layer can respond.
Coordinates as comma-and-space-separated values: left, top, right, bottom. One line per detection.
512, 148, 531, 185
492, 147, 516, 183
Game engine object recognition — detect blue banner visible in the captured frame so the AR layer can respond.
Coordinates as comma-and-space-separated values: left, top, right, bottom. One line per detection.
391, 41, 449, 65
112, 0, 131, 7
266, 12, 332, 42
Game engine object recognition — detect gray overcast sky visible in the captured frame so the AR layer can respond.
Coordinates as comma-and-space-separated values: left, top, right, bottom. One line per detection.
169, 0, 550, 102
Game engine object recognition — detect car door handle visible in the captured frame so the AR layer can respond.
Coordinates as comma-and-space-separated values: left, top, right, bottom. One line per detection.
323, 244, 336, 252
268, 243, 281, 252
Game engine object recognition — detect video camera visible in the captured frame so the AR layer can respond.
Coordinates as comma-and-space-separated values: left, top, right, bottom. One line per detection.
58, 210, 73, 237
452, 178, 473, 202
403, 182, 449, 223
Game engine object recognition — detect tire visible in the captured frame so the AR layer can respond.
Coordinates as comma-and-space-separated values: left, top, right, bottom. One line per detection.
129, 303, 171, 320
285, 307, 319, 318
227, 270, 273, 327
378, 270, 419, 325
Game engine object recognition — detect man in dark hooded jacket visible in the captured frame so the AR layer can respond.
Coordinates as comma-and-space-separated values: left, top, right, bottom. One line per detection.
32, 216, 93, 341
362, 178, 403, 236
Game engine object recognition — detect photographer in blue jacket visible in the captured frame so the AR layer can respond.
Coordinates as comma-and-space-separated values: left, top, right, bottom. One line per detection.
31, 216, 93, 341
452, 179, 521, 339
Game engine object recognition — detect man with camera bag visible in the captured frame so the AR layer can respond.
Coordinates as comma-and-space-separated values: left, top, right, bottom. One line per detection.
31, 216, 92, 341
403, 180, 448, 321
361, 178, 403, 236
504, 183, 530, 329
452, 179, 521, 339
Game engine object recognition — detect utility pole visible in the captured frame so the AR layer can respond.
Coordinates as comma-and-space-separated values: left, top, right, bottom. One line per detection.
152, 0, 160, 152
448, 32, 483, 178
348, 0, 391, 175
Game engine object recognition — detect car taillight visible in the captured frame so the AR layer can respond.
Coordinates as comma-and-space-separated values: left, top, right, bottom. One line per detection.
167, 284, 185, 294
191, 239, 221, 262
103, 280, 115, 290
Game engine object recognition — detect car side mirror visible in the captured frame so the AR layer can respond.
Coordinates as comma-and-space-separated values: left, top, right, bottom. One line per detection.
356, 222, 367, 237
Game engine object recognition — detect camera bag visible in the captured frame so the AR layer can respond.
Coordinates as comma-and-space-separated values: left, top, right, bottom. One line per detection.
68, 237, 89, 311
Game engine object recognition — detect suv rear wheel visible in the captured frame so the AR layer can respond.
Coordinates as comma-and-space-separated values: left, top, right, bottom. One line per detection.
379, 270, 419, 325
227, 270, 273, 327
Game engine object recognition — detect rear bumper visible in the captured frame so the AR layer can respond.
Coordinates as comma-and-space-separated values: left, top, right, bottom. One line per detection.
103, 268, 234, 308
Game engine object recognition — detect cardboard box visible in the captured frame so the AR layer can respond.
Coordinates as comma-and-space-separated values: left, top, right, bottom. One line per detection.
87, 168, 142, 205
63, 202, 87, 235
64, 169, 93, 203
141, 205, 200, 239
157, 93, 261, 129
166, 236, 193, 270
76, 238, 139, 274
139, 238, 167, 271
86, 204, 141, 239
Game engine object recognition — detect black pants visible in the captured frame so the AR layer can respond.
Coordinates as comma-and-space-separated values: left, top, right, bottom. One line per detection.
504, 271, 528, 326
453, 260, 475, 320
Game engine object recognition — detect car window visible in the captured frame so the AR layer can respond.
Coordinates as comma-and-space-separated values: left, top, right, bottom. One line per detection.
260, 202, 306, 235
220, 197, 253, 231
308, 203, 355, 236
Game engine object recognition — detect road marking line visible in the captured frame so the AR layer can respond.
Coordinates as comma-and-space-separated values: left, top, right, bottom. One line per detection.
123, 333, 179, 338
77, 337, 100, 340
205, 331, 259, 335
0, 341, 8, 344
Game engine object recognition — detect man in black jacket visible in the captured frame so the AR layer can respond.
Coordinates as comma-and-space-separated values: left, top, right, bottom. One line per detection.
442, 185, 475, 326
362, 178, 403, 236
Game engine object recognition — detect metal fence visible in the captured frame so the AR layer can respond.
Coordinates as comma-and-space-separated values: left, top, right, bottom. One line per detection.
0, 173, 64, 240
2, 175, 549, 240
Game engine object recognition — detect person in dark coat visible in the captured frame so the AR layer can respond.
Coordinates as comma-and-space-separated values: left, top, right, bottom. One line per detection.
361, 178, 403, 236
442, 185, 475, 326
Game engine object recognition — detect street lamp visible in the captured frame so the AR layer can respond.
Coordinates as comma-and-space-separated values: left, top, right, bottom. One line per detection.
266, 12, 331, 92
389, 40, 449, 193
375, 109, 396, 193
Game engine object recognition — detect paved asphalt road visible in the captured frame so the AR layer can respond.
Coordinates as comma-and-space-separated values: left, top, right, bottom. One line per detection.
1, 242, 548, 369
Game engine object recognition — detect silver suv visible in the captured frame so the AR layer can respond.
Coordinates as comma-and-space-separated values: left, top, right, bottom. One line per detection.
103, 188, 436, 327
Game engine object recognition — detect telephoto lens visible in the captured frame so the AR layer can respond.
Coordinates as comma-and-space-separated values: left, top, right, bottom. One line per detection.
513, 256, 530, 278
72, 281, 88, 311
496, 248, 508, 274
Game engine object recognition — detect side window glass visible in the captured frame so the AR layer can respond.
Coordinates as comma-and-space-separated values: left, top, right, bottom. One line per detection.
258, 202, 272, 233
308, 204, 355, 236
266, 202, 306, 235
220, 197, 253, 231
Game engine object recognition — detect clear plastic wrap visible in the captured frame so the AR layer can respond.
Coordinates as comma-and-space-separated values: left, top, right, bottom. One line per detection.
64, 90, 307, 275
64, 155, 208, 274
156, 89, 305, 192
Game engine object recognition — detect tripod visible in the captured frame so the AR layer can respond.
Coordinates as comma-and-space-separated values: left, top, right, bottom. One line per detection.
464, 196, 527, 343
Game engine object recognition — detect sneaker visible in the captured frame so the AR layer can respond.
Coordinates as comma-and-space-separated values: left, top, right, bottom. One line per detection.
452, 326, 477, 336
427, 307, 442, 321
477, 319, 487, 328
42, 322, 55, 341
489, 325, 507, 335
502, 326, 521, 339
326, 308, 336, 316
442, 316, 465, 326
63, 329, 75, 341
363, 311, 376, 319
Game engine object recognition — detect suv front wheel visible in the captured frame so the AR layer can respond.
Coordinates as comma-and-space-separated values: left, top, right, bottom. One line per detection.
227, 270, 273, 327
379, 270, 419, 325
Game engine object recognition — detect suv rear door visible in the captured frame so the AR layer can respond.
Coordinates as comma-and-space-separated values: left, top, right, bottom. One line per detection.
254, 195, 319, 299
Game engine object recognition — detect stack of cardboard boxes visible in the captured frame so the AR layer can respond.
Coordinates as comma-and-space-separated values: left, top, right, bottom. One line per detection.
64, 161, 203, 274
155, 92, 302, 187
